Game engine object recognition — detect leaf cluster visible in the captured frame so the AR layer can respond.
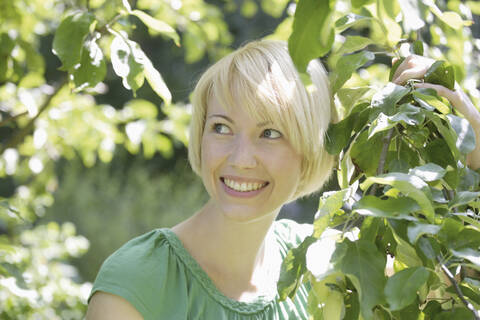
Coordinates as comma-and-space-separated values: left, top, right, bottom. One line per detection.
279, 0, 480, 319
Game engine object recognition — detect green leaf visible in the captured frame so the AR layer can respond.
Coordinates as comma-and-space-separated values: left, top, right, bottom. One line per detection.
330, 51, 375, 93
110, 33, 145, 94
408, 163, 446, 182
73, 36, 106, 89
241, 0, 258, 18
325, 117, 354, 155
326, 103, 370, 155
337, 87, 371, 113
371, 83, 411, 116
53, 11, 95, 71
360, 172, 435, 223
343, 291, 360, 320
422, 138, 456, 169
433, 307, 476, 320
449, 191, 480, 209
407, 223, 441, 243
131, 10, 180, 46
467, 1, 480, 15
125, 99, 158, 118
385, 267, 429, 311
447, 114, 476, 155
332, 239, 386, 320
288, 0, 336, 72
428, 4, 473, 30
368, 112, 395, 139
335, 14, 372, 32
309, 274, 346, 320
412, 88, 451, 114
337, 36, 374, 56
426, 112, 461, 161
350, 130, 385, 176
314, 189, 350, 237
260, 0, 289, 18
451, 248, 480, 267
353, 196, 419, 221
389, 103, 425, 126
417, 236, 441, 261
143, 54, 172, 105
278, 236, 317, 300
351, 0, 374, 8
447, 283, 480, 306
0, 200, 22, 221
424, 61, 455, 91
368, 104, 424, 139
389, 220, 423, 267
412, 40, 424, 56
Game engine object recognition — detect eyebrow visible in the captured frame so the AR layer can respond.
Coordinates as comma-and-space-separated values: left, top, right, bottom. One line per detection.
208, 114, 272, 127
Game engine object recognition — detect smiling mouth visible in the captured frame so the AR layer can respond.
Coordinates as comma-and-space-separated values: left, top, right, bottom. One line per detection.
220, 177, 269, 192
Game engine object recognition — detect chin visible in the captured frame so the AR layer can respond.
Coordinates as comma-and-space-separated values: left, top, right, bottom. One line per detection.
219, 205, 279, 224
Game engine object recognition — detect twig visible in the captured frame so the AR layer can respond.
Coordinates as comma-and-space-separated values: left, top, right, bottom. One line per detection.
437, 256, 480, 320
0, 111, 28, 127
369, 127, 395, 195
1, 78, 68, 154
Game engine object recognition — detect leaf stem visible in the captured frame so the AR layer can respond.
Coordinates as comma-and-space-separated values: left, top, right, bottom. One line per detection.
369, 127, 395, 195
437, 257, 480, 320
1, 78, 68, 154
0, 111, 28, 128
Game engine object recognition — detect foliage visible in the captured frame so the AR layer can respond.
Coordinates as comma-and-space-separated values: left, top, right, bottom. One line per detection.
278, 0, 480, 319
0, 0, 293, 317
44, 156, 208, 282
0, 222, 91, 319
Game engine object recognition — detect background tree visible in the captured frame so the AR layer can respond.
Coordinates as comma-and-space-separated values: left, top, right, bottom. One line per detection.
1, 0, 480, 319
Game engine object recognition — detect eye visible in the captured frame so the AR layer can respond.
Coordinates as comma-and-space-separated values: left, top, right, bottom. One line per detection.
262, 129, 282, 139
213, 123, 231, 135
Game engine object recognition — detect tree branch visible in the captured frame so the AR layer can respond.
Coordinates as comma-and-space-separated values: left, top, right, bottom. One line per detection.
437, 257, 480, 320
1, 78, 68, 154
369, 127, 395, 195
0, 111, 28, 128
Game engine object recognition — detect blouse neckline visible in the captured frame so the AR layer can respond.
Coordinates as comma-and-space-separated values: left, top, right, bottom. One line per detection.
159, 227, 279, 314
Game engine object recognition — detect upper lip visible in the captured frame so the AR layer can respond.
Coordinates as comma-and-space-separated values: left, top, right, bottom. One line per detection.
220, 175, 269, 184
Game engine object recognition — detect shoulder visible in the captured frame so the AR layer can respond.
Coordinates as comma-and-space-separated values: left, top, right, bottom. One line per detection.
88, 229, 174, 318
94, 229, 170, 282
273, 219, 313, 247
87, 292, 143, 320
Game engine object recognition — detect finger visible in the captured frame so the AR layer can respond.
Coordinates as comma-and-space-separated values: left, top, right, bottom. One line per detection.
414, 82, 456, 102
391, 55, 417, 83
393, 65, 429, 85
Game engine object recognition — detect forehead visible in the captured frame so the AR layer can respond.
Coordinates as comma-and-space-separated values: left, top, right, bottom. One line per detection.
205, 95, 273, 127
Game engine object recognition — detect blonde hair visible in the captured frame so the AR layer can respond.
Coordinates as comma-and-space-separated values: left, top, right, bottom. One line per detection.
188, 39, 336, 200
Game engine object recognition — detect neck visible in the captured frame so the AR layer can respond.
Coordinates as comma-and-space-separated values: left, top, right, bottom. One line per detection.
172, 199, 281, 299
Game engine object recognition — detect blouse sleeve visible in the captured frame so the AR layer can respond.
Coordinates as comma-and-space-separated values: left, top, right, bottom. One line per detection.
88, 230, 178, 319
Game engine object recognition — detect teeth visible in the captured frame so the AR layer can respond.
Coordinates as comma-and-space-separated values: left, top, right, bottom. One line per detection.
223, 178, 266, 192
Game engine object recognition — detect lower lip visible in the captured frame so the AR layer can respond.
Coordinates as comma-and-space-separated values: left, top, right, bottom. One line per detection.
221, 180, 268, 198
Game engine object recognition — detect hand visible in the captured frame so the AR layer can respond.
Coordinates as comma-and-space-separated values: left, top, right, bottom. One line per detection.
392, 55, 480, 170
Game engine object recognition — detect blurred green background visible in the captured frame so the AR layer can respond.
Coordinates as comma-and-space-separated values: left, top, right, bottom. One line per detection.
2, 0, 479, 318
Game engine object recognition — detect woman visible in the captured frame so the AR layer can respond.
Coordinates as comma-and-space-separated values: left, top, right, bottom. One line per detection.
86, 40, 480, 319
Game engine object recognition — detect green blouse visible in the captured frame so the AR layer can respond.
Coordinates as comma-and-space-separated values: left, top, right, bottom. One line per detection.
88, 219, 312, 319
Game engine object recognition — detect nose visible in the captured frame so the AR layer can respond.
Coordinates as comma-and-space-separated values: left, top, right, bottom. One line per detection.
227, 135, 258, 169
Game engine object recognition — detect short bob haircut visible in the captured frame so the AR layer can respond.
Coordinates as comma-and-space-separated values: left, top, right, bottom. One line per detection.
188, 39, 336, 200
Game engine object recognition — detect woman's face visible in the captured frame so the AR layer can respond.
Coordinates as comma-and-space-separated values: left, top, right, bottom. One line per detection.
200, 96, 302, 222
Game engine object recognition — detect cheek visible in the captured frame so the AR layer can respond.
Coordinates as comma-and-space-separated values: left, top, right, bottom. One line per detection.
200, 136, 226, 175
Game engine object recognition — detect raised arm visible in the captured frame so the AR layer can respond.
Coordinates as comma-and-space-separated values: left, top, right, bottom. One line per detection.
86, 292, 144, 320
392, 55, 480, 170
